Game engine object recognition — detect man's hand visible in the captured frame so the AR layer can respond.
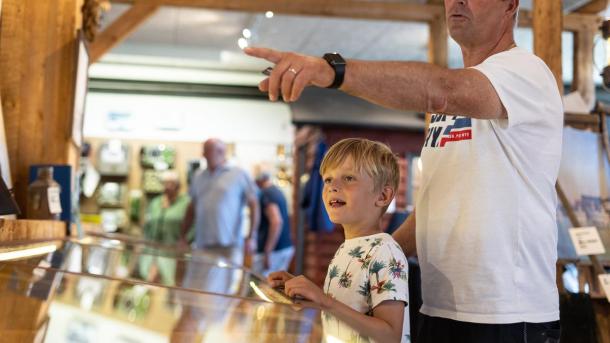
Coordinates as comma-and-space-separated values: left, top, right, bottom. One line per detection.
284, 275, 332, 309
244, 47, 335, 102
267, 270, 295, 288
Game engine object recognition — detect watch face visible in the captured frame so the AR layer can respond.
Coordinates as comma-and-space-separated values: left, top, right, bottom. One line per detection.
325, 53, 345, 65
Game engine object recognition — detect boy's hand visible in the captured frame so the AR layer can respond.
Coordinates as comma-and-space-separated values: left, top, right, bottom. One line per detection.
267, 271, 295, 288
284, 275, 332, 309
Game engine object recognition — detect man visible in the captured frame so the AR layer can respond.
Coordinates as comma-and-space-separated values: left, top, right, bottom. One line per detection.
180, 138, 259, 266
252, 171, 294, 277
245, 0, 563, 341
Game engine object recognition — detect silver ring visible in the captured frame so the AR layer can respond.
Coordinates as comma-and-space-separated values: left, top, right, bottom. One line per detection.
288, 67, 298, 75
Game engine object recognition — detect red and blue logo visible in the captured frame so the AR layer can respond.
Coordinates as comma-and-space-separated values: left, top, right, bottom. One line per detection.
424, 115, 472, 148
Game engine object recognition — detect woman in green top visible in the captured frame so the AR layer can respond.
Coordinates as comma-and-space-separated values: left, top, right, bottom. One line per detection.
139, 171, 191, 286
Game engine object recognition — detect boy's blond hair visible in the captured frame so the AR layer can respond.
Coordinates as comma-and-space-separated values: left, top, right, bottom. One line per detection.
320, 138, 399, 210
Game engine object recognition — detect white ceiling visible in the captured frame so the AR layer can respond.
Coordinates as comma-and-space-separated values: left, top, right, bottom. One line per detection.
99, 3, 433, 74
95, 1, 608, 84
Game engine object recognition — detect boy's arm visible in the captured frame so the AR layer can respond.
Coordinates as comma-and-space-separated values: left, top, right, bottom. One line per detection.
285, 276, 405, 343
392, 209, 417, 257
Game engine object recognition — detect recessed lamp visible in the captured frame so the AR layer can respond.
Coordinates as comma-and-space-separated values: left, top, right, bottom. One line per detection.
238, 37, 248, 49
265, 11, 274, 18
242, 28, 252, 39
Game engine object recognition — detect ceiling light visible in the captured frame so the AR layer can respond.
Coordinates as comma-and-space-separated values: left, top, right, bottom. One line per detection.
238, 38, 249, 49
265, 11, 274, 18
242, 28, 252, 39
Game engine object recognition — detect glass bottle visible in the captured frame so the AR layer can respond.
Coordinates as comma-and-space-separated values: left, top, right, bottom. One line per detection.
27, 166, 61, 220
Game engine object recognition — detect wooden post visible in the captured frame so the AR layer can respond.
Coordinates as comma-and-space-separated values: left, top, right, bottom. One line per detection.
533, 0, 563, 94
572, 18, 600, 110
0, 0, 83, 213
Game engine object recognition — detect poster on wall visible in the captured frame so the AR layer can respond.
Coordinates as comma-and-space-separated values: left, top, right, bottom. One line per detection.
557, 127, 610, 261
71, 31, 89, 148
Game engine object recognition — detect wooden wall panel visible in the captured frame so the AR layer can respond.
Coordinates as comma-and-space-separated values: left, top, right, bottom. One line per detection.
0, 0, 84, 213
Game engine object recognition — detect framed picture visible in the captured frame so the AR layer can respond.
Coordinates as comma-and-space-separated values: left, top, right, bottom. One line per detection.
71, 30, 89, 148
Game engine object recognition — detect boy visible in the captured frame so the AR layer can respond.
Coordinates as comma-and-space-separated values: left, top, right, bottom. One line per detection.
268, 138, 410, 343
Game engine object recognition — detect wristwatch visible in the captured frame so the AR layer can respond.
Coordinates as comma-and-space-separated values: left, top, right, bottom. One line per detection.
323, 52, 346, 89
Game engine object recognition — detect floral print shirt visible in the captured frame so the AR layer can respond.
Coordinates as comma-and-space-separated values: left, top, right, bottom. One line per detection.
322, 233, 410, 343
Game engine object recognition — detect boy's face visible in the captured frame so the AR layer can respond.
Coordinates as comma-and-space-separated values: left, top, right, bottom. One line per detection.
322, 156, 382, 228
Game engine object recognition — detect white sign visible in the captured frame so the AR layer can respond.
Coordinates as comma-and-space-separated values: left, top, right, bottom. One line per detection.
47, 187, 62, 214
599, 274, 610, 303
568, 227, 606, 256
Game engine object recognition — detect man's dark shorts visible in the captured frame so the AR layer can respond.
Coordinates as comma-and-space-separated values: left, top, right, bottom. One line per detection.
417, 314, 561, 343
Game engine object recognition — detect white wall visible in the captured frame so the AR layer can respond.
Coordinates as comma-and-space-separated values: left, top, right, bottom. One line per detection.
83, 92, 294, 169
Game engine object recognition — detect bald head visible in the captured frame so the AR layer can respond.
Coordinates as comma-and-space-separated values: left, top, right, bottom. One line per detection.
203, 138, 227, 171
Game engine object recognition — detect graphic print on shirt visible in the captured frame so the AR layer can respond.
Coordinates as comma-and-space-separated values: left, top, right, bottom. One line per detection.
423, 114, 472, 148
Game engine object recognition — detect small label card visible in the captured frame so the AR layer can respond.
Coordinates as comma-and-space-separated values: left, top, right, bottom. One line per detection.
599, 274, 610, 303
47, 187, 62, 214
568, 227, 606, 256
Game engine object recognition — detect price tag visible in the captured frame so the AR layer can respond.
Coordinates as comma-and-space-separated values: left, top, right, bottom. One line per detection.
47, 187, 62, 214
599, 274, 610, 303
568, 227, 606, 256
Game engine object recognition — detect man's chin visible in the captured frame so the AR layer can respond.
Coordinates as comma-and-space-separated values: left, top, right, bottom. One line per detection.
447, 27, 470, 45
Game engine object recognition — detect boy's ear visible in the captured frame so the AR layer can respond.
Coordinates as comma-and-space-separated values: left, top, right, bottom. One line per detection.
375, 185, 395, 208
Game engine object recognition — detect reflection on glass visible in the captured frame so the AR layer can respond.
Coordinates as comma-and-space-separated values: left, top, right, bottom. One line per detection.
0, 263, 326, 342
3, 239, 291, 305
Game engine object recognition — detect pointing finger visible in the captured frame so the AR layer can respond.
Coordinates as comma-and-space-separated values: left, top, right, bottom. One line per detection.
244, 47, 283, 64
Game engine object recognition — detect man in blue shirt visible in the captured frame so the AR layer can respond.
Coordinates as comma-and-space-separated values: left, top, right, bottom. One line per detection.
180, 138, 259, 266
251, 171, 294, 276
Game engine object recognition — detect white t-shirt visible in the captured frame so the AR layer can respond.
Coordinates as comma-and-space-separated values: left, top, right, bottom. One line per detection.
322, 233, 411, 342
417, 47, 563, 324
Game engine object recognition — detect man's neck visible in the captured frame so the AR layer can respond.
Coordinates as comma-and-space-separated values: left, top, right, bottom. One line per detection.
207, 162, 226, 174
460, 33, 516, 67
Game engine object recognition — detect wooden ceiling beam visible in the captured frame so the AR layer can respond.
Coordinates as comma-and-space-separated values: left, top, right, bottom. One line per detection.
573, 0, 609, 14
89, 1, 160, 64
109, 0, 444, 22
519, 10, 602, 32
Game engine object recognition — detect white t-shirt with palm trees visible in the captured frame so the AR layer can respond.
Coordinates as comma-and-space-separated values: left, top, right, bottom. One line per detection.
322, 232, 410, 343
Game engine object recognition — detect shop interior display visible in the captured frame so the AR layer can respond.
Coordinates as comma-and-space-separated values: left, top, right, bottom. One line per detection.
79, 139, 132, 232
139, 144, 176, 170
141, 169, 165, 194
28, 164, 73, 222
27, 166, 62, 220
557, 105, 610, 307
97, 140, 130, 176
100, 208, 128, 232
96, 182, 127, 207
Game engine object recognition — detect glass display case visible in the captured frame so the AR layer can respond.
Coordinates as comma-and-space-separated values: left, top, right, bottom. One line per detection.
0, 235, 371, 342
